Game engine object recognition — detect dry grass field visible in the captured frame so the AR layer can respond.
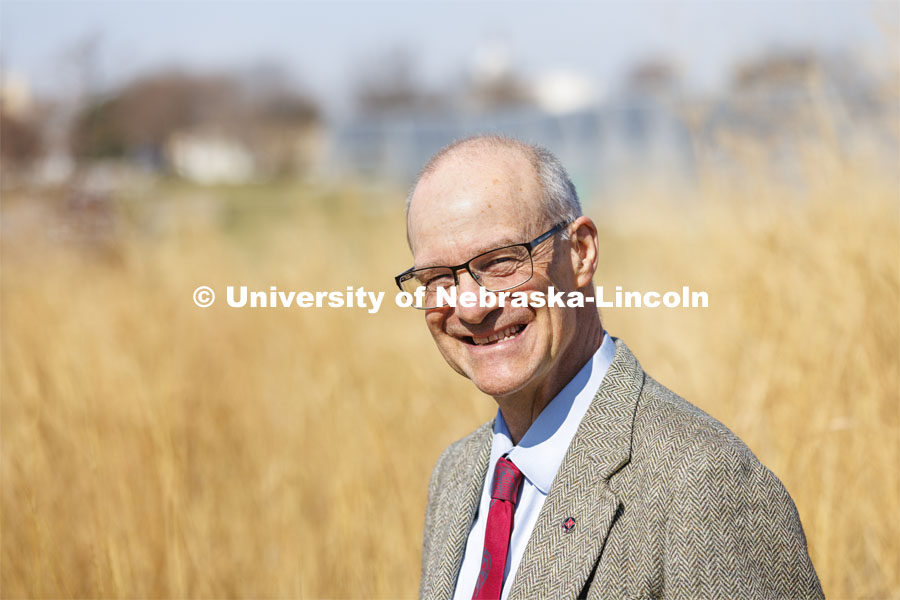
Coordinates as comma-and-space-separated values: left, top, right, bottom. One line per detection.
2, 133, 898, 597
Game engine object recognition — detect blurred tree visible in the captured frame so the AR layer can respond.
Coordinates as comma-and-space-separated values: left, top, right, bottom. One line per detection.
70, 69, 321, 176
727, 50, 835, 137
465, 40, 533, 112
71, 72, 237, 161
238, 64, 321, 176
353, 47, 448, 115
733, 50, 818, 92
0, 109, 43, 166
70, 96, 127, 159
625, 58, 683, 98
467, 70, 532, 112
65, 32, 104, 103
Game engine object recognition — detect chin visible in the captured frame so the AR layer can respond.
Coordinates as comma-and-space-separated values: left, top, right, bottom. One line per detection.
466, 366, 534, 398
470, 379, 513, 397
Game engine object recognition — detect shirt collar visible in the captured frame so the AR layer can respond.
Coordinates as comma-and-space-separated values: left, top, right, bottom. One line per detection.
491, 332, 617, 494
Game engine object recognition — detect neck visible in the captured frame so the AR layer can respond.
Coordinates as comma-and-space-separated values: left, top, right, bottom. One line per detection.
495, 310, 604, 444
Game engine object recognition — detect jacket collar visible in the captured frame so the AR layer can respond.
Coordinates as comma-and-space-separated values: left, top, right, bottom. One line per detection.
508, 337, 644, 599
496, 332, 617, 495
425, 338, 644, 600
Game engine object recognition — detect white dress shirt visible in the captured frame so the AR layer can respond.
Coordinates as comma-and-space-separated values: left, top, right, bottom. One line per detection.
452, 333, 617, 600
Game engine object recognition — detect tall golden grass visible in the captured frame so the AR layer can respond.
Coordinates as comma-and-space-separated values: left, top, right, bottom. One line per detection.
2, 133, 898, 597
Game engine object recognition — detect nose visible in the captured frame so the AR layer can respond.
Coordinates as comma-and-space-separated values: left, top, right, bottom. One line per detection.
454, 270, 499, 325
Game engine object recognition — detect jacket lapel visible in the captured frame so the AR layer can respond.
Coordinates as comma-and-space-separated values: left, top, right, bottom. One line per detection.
508, 339, 644, 599
430, 422, 494, 599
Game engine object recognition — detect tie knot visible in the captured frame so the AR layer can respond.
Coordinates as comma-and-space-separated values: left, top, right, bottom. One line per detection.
490, 457, 523, 503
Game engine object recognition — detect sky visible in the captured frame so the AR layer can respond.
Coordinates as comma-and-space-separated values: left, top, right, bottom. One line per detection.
1, 0, 894, 113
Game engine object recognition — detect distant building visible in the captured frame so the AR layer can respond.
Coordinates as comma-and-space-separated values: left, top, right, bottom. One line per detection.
329, 97, 696, 201
168, 131, 256, 184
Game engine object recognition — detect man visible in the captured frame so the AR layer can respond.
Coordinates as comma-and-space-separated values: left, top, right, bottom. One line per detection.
397, 135, 822, 599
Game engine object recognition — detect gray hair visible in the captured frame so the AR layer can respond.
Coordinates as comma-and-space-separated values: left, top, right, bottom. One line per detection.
406, 135, 582, 232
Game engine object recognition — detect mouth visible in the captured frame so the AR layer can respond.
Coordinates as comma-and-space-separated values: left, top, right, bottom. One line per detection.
463, 324, 527, 346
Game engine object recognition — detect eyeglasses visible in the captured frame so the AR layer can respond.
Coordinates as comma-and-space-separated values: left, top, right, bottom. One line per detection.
394, 221, 570, 310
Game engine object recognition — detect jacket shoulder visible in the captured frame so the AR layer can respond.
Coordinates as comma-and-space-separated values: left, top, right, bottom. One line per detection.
631, 374, 763, 477
610, 374, 823, 598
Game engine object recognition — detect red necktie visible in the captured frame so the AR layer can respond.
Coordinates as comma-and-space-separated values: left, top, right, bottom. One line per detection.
472, 457, 524, 600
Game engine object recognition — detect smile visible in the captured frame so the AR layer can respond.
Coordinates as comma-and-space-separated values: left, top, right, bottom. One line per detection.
469, 324, 526, 346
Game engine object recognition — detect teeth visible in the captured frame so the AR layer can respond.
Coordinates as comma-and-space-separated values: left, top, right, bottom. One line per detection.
472, 325, 523, 346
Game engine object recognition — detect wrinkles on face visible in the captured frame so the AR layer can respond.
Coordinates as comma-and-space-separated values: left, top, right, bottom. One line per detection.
407, 143, 580, 411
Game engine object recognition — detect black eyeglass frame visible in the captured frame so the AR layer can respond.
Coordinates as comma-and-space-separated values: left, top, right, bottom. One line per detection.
393, 220, 572, 304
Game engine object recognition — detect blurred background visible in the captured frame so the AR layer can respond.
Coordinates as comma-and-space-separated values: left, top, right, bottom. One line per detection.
1, 1, 898, 598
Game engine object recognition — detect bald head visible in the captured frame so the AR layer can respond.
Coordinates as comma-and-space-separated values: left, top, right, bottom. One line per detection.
408, 141, 546, 260
406, 135, 582, 249
417, 136, 537, 184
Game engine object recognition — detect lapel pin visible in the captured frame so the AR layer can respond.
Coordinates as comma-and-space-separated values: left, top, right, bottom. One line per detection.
562, 516, 576, 533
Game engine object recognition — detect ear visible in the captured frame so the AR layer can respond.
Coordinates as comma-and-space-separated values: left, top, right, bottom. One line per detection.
568, 216, 599, 289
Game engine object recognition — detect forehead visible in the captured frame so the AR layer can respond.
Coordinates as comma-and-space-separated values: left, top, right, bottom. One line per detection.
407, 147, 545, 266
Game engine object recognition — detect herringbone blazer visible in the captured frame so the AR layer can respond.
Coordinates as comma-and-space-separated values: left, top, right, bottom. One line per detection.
420, 338, 823, 599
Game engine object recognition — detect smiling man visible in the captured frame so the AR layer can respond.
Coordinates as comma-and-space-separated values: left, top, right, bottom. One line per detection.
399, 136, 822, 600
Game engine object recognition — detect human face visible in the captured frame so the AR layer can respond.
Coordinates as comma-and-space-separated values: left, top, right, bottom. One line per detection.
407, 150, 580, 400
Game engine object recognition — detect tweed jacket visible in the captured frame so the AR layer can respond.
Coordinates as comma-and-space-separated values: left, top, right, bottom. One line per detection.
419, 338, 823, 599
